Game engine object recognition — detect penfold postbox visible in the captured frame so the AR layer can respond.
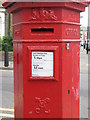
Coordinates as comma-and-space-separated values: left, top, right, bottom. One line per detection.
3, 2, 88, 118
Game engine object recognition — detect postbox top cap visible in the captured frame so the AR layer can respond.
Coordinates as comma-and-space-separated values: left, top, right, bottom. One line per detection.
2, 1, 89, 13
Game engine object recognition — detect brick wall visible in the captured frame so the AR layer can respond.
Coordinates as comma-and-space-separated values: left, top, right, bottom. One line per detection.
0, 51, 13, 61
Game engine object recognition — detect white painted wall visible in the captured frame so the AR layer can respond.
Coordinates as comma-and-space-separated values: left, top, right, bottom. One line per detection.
88, 4, 90, 28
80, 7, 88, 27
0, 7, 5, 37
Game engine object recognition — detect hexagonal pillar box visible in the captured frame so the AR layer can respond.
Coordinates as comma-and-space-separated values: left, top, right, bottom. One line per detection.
2, 1, 88, 119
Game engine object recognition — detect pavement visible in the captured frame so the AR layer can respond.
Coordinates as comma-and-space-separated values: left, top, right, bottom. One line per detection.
0, 70, 14, 119
0, 47, 89, 119
80, 47, 88, 118
0, 61, 13, 70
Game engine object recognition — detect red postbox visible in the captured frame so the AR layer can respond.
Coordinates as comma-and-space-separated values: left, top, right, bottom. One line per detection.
3, 2, 88, 118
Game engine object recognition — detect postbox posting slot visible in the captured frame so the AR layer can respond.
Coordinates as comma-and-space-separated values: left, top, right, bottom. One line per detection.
31, 28, 54, 34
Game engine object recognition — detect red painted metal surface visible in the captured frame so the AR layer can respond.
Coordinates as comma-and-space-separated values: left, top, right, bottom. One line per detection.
2, 2, 88, 118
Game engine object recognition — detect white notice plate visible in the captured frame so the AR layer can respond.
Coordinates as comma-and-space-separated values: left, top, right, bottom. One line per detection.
32, 52, 53, 77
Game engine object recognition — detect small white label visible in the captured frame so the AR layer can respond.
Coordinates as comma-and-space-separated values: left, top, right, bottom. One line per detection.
32, 52, 53, 77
